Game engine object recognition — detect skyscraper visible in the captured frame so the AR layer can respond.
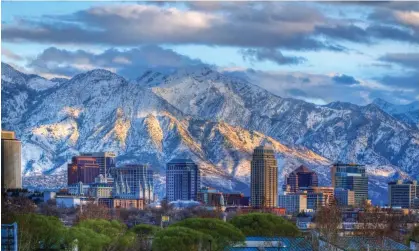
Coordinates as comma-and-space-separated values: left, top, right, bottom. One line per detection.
388, 180, 418, 208
251, 146, 278, 208
67, 156, 100, 185
333, 163, 368, 206
166, 159, 200, 202
113, 164, 154, 203
286, 165, 318, 192
80, 152, 116, 177
1, 131, 22, 189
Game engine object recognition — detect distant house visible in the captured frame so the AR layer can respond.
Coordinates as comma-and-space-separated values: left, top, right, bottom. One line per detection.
318, 236, 410, 251
226, 236, 313, 251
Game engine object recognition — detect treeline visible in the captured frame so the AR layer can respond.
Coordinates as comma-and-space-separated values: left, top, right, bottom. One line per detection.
2, 196, 301, 251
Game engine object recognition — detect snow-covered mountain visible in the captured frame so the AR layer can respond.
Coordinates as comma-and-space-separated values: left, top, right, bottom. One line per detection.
2, 62, 418, 204
373, 98, 419, 129
144, 67, 419, 177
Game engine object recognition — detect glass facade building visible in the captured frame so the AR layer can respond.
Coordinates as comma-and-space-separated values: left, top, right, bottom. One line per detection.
332, 163, 368, 206
166, 159, 200, 202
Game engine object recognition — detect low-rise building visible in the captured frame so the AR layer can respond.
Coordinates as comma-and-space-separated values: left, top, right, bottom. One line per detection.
113, 198, 144, 210
334, 188, 355, 207
278, 193, 307, 214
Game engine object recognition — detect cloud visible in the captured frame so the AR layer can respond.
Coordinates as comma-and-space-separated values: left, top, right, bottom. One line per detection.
240, 48, 306, 65
2, 48, 23, 61
27, 45, 205, 79
332, 74, 360, 85
1, 3, 341, 51
379, 53, 419, 69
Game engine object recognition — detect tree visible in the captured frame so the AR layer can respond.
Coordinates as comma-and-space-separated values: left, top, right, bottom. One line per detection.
229, 213, 300, 237
76, 202, 111, 223
68, 226, 111, 251
129, 224, 160, 251
13, 213, 69, 251
314, 204, 342, 242
152, 226, 214, 251
75, 219, 134, 251
2, 195, 36, 222
171, 218, 245, 251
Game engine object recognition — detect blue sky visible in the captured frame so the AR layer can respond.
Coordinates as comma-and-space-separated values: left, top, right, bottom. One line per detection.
2, 1, 419, 105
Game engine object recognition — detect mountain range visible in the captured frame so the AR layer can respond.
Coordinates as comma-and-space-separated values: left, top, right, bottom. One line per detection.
2, 62, 418, 204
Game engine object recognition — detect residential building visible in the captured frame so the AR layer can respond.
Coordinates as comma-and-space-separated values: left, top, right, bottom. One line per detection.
334, 188, 355, 207
113, 165, 154, 203
332, 163, 368, 206
286, 165, 318, 192
80, 152, 116, 178
278, 193, 307, 214
1, 131, 22, 189
166, 159, 200, 202
388, 180, 418, 208
67, 156, 100, 185
251, 145, 278, 208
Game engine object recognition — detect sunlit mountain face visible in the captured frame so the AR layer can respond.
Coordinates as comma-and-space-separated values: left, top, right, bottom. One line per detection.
1, 2, 418, 204
2, 63, 418, 204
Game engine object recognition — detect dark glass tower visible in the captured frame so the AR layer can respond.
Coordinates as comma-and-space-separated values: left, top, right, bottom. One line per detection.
166, 159, 200, 202
333, 163, 368, 206
286, 165, 318, 192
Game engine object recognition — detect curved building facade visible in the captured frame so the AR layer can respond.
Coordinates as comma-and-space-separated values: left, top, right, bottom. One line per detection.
1, 131, 22, 189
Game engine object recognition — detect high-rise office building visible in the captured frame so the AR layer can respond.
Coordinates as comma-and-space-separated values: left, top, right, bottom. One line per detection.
251, 146, 278, 208
166, 159, 200, 202
1, 131, 22, 189
388, 180, 418, 208
67, 156, 100, 185
332, 163, 368, 206
286, 165, 318, 192
80, 152, 116, 177
113, 164, 154, 203
334, 188, 355, 207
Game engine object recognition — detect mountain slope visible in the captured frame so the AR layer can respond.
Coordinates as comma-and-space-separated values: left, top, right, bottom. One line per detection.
2, 63, 335, 198
373, 98, 419, 129
144, 67, 419, 178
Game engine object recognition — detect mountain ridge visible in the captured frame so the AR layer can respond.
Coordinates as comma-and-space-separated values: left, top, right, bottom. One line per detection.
2, 62, 417, 203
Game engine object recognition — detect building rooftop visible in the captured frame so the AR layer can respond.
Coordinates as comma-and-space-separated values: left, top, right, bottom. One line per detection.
291, 165, 314, 174
321, 236, 409, 251
227, 237, 313, 251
